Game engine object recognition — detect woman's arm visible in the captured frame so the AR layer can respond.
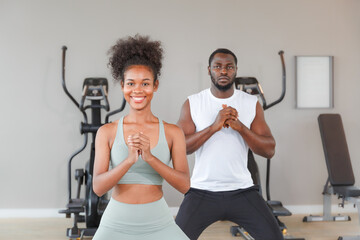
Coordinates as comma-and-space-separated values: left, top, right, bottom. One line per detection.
92, 123, 138, 197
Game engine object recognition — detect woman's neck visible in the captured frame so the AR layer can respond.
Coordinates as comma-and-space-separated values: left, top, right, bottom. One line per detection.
125, 108, 156, 124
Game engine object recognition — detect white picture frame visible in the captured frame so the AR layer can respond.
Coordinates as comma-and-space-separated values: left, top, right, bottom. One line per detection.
295, 56, 334, 108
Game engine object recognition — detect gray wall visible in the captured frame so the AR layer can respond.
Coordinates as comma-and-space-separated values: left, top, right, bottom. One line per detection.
1, 0, 359, 210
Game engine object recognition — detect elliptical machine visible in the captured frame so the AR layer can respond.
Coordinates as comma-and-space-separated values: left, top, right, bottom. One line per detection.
58, 46, 126, 239
230, 51, 304, 240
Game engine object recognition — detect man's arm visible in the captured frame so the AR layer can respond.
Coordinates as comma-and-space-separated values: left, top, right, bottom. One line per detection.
177, 99, 237, 155
177, 99, 214, 155
226, 102, 276, 159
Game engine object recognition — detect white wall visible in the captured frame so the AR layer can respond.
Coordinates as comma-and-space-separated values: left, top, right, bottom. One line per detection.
1, 0, 359, 211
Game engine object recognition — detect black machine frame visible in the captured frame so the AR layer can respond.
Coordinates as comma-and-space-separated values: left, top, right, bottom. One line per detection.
58, 46, 126, 239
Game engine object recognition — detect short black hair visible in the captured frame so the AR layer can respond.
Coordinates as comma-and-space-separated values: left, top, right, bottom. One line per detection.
108, 34, 163, 83
208, 48, 237, 66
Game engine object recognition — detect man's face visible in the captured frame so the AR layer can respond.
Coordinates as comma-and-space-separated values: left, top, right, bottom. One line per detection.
208, 53, 237, 91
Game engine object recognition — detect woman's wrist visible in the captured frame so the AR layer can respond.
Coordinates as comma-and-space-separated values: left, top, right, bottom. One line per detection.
142, 152, 155, 163
125, 156, 137, 165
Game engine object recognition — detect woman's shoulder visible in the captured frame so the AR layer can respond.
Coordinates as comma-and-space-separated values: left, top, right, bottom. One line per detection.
97, 120, 119, 137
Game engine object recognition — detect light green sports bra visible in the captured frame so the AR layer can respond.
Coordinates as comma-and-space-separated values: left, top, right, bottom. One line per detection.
110, 117, 171, 185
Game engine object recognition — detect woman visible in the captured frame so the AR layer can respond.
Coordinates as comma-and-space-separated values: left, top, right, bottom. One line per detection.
92, 35, 190, 240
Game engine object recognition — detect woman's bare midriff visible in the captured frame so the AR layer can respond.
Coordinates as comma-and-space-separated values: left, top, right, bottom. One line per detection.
112, 184, 163, 204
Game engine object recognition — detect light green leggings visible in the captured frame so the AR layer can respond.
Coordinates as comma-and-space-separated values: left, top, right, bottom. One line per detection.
93, 197, 189, 240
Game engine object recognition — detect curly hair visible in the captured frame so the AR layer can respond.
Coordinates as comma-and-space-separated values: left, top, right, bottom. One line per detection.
108, 34, 163, 83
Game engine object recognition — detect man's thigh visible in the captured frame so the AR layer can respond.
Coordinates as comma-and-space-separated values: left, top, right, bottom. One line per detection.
175, 188, 222, 240
226, 189, 284, 240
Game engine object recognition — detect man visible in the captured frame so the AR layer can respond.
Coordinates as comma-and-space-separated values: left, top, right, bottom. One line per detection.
175, 48, 283, 240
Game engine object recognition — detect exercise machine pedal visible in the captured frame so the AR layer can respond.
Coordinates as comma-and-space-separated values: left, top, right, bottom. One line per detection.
230, 226, 255, 240
267, 200, 291, 217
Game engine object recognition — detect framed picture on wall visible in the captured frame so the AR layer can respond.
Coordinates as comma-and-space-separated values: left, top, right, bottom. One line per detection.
295, 56, 334, 108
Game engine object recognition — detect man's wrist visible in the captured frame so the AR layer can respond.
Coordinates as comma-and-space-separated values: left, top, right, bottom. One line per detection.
209, 124, 219, 134
234, 121, 244, 133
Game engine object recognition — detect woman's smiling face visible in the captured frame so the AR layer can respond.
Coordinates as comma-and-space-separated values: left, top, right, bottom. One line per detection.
122, 65, 158, 111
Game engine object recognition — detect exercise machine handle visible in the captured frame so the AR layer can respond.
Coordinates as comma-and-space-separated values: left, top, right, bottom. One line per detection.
62, 46, 80, 109
263, 50, 286, 110
61, 46, 88, 122
265, 51, 286, 201
266, 158, 271, 201
105, 97, 126, 123
61, 46, 89, 201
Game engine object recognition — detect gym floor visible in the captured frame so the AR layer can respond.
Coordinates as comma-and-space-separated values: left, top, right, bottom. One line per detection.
0, 213, 359, 240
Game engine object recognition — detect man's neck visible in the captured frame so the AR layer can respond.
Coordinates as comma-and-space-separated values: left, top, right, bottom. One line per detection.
210, 85, 234, 99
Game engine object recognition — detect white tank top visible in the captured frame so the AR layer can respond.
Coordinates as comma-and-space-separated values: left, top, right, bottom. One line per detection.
188, 88, 258, 191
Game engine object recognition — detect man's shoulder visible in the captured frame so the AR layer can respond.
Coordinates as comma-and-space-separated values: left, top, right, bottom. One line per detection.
188, 88, 209, 98
234, 89, 258, 101
188, 88, 210, 103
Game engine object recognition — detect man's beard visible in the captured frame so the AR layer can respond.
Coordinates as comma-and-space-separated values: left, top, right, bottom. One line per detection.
210, 74, 235, 91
